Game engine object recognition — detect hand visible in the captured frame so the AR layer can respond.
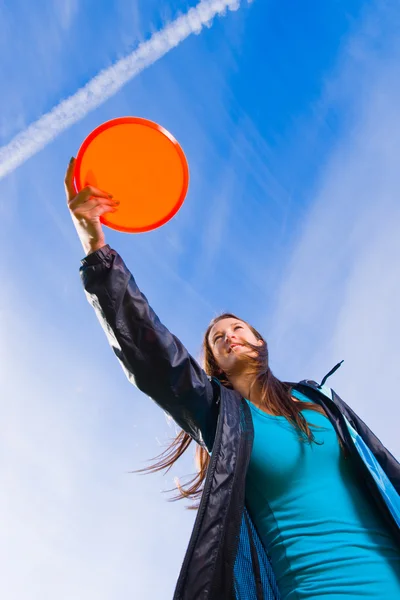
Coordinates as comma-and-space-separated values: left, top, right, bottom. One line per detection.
64, 157, 119, 255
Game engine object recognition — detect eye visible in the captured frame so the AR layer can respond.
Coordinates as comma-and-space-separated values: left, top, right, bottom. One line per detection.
214, 325, 243, 344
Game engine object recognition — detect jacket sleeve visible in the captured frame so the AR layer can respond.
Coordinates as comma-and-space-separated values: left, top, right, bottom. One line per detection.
79, 244, 219, 453
332, 390, 400, 495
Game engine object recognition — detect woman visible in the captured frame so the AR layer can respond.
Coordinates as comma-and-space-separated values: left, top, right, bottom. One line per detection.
65, 158, 400, 599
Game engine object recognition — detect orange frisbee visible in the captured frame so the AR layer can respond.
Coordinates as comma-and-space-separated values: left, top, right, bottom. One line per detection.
74, 117, 189, 233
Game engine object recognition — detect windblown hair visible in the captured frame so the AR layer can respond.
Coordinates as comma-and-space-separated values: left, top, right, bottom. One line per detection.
131, 313, 347, 510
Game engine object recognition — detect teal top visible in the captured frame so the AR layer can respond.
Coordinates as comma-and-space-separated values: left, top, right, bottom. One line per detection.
244, 389, 400, 599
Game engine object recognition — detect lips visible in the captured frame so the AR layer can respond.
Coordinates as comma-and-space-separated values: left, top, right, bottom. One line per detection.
229, 343, 242, 352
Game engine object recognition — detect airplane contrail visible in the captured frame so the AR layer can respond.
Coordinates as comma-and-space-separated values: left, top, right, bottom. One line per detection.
0, 0, 250, 180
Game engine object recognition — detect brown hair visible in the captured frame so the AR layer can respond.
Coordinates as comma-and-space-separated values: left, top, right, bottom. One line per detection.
131, 313, 347, 510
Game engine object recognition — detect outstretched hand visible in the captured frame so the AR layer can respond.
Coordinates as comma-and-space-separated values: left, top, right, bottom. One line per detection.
65, 157, 119, 255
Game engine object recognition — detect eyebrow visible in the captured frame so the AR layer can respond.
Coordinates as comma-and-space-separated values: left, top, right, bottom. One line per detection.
211, 321, 242, 342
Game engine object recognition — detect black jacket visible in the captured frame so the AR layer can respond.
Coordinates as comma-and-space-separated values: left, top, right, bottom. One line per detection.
80, 245, 400, 599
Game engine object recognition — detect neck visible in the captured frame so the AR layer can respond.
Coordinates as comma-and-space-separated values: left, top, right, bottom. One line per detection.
227, 371, 298, 409
228, 370, 263, 404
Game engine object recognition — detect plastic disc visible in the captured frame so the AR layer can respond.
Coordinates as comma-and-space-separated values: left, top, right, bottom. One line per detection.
73, 117, 189, 233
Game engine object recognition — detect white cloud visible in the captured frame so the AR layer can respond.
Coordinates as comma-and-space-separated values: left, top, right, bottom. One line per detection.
0, 0, 243, 180
54, 0, 79, 31
3, 2, 400, 599
269, 4, 400, 458
0, 288, 199, 599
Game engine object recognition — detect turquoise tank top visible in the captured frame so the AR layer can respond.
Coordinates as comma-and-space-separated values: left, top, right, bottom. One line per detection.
244, 389, 400, 599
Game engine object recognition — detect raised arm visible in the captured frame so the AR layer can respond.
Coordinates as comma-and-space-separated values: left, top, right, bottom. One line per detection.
79, 245, 219, 451
65, 158, 219, 453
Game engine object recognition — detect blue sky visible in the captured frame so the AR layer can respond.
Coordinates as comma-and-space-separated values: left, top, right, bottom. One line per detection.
1, 0, 400, 597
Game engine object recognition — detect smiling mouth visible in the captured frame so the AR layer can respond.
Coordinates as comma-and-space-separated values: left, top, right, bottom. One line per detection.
229, 344, 242, 352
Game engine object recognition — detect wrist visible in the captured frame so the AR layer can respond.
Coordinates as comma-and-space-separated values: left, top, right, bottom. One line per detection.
84, 240, 106, 256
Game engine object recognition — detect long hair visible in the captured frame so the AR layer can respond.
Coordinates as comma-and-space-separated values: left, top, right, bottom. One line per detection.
130, 313, 347, 510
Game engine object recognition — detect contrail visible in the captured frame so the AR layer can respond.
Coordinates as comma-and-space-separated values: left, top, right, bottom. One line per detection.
0, 0, 249, 180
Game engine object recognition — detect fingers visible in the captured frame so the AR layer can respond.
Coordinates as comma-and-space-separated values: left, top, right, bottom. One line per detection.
64, 157, 76, 201
79, 185, 113, 202
72, 199, 118, 222
69, 186, 115, 216
64, 157, 114, 205
73, 196, 118, 217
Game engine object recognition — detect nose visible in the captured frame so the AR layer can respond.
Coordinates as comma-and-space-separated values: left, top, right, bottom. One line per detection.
226, 333, 239, 349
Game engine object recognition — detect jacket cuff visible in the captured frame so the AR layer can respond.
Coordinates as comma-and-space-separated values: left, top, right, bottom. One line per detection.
80, 244, 113, 267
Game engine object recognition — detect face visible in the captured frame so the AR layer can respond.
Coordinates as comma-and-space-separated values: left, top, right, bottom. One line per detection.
208, 317, 264, 374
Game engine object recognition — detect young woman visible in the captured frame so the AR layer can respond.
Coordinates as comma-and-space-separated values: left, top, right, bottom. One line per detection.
65, 158, 400, 599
